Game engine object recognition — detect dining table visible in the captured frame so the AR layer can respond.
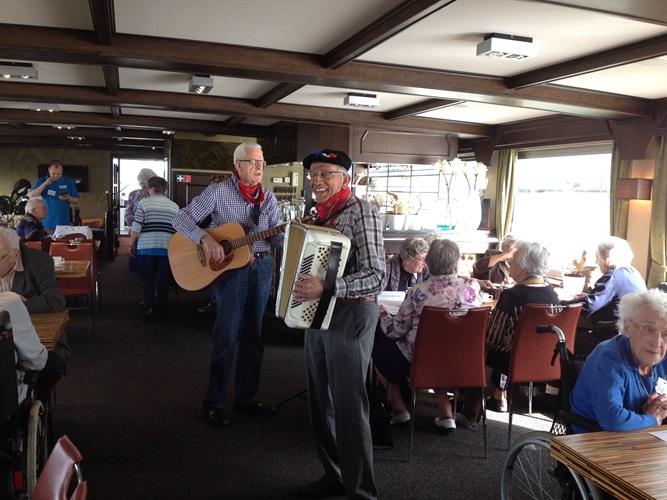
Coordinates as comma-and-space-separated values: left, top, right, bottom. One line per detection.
30, 310, 69, 351
54, 260, 90, 279
551, 425, 667, 499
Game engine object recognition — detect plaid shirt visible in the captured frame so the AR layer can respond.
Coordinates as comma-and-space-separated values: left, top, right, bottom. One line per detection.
172, 175, 284, 252
330, 197, 386, 298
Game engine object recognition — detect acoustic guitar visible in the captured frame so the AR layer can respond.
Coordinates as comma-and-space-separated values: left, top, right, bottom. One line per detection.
168, 216, 314, 291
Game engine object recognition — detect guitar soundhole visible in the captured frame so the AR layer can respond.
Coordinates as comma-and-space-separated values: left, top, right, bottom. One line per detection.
209, 239, 234, 272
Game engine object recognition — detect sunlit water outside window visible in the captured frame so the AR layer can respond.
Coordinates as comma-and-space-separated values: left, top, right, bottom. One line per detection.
511, 153, 611, 271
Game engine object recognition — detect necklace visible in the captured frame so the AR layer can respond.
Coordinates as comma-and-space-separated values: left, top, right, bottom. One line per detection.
639, 371, 655, 398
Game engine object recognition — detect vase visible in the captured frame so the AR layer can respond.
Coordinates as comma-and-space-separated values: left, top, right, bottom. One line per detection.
454, 191, 483, 231
431, 198, 455, 231
386, 214, 407, 230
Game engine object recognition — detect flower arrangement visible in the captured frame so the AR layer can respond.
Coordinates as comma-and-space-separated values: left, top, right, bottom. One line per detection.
386, 192, 421, 215
434, 158, 488, 198
367, 194, 386, 212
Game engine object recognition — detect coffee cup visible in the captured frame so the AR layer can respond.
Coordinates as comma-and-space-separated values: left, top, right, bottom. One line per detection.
52, 256, 65, 266
482, 293, 494, 303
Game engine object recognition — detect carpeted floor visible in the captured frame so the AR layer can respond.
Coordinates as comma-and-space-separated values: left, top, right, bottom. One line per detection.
53, 256, 555, 499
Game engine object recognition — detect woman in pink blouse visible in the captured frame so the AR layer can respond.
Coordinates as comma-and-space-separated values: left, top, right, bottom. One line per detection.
374, 238, 483, 433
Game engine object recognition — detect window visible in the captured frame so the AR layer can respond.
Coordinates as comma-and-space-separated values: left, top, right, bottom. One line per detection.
512, 148, 611, 270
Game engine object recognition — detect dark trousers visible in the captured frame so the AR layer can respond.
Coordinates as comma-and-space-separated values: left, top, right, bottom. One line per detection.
138, 254, 172, 313
204, 255, 272, 409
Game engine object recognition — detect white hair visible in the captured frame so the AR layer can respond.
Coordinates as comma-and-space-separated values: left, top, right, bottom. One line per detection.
233, 142, 262, 162
0, 227, 20, 250
25, 197, 45, 215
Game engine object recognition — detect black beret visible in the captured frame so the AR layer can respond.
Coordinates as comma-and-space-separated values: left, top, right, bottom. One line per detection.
302, 149, 352, 171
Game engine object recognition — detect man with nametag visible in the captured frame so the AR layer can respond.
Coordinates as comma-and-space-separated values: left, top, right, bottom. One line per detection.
29, 160, 79, 230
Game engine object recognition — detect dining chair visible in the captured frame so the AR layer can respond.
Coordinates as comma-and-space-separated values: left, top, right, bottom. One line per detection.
31, 434, 87, 500
409, 306, 491, 460
49, 241, 97, 340
505, 303, 583, 449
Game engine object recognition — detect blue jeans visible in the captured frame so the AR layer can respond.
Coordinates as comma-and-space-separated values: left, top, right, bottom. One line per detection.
137, 254, 172, 313
204, 255, 273, 409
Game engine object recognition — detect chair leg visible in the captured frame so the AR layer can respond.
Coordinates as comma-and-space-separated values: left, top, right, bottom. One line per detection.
528, 381, 534, 414
481, 391, 488, 459
409, 389, 417, 462
507, 382, 514, 450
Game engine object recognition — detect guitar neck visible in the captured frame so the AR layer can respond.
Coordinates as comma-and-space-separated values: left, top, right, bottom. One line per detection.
230, 224, 287, 250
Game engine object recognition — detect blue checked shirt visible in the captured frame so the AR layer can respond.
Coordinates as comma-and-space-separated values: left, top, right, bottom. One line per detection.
331, 197, 386, 298
172, 175, 284, 252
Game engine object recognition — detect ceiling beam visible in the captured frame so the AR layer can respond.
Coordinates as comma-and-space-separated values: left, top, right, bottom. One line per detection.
255, 83, 304, 108
519, 0, 667, 26
0, 24, 651, 119
0, 124, 165, 141
0, 109, 268, 137
321, 0, 458, 69
88, 0, 116, 45
384, 98, 463, 120
0, 82, 493, 136
508, 33, 667, 89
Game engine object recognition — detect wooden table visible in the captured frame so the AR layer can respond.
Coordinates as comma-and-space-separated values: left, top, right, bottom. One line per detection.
54, 260, 90, 279
551, 426, 667, 499
30, 310, 69, 350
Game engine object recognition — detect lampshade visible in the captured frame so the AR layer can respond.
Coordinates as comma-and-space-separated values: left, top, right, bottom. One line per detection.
616, 178, 652, 200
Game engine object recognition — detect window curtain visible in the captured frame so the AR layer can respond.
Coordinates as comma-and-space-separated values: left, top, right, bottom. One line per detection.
610, 145, 632, 239
494, 149, 517, 247
647, 136, 667, 287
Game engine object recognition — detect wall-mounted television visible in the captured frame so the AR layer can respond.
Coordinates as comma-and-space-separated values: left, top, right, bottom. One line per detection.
37, 164, 89, 192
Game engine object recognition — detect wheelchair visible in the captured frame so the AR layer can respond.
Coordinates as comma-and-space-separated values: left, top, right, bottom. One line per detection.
500, 322, 606, 500
0, 311, 52, 499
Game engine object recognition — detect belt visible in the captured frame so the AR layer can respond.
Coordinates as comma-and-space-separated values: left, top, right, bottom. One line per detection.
253, 250, 271, 259
338, 296, 378, 304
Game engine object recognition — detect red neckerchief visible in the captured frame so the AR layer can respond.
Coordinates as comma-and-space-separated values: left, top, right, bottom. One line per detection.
314, 186, 351, 227
236, 173, 265, 205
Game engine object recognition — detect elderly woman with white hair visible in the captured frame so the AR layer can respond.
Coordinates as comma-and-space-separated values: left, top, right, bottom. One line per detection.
564, 236, 646, 326
571, 289, 667, 432
384, 237, 430, 291
124, 168, 159, 227
483, 240, 561, 413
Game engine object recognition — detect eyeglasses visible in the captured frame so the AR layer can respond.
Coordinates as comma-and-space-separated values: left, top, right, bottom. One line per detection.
629, 320, 667, 342
238, 159, 267, 167
307, 171, 345, 180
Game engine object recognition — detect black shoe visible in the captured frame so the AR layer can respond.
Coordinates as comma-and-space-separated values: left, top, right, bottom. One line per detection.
143, 307, 157, 321
198, 301, 216, 313
234, 401, 275, 417
297, 477, 345, 498
204, 408, 231, 428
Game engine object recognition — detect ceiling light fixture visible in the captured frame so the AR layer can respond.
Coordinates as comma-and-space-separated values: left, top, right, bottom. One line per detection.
343, 93, 380, 108
0, 61, 38, 79
476, 33, 538, 61
29, 103, 59, 112
52, 125, 75, 130
188, 75, 214, 94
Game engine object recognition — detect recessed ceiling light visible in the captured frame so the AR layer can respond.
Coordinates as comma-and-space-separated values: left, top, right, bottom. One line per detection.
189, 75, 214, 94
30, 103, 59, 112
0, 61, 37, 79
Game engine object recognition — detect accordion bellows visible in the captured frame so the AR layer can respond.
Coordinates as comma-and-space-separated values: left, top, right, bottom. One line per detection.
276, 222, 351, 330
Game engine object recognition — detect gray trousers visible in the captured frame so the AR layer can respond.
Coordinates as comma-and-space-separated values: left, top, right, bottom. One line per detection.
304, 301, 379, 500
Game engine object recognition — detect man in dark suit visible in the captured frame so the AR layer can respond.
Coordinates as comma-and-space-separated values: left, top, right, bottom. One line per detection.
0, 227, 68, 402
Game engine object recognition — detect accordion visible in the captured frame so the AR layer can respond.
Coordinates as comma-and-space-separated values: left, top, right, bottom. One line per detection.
275, 222, 351, 330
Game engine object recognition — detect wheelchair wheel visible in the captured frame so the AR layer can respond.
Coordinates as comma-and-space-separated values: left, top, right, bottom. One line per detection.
500, 430, 597, 500
26, 400, 48, 495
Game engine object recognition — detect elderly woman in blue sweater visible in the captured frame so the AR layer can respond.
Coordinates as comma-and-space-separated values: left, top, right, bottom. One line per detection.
571, 289, 667, 432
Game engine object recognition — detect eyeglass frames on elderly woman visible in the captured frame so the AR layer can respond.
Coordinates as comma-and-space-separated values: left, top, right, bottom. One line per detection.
629, 319, 667, 342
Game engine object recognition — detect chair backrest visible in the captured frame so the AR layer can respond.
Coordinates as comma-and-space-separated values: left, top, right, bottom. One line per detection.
31, 435, 87, 500
509, 303, 583, 384
410, 306, 491, 390
49, 241, 96, 293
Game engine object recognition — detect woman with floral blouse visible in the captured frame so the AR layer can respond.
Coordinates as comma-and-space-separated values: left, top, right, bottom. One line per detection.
374, 238, 482, 434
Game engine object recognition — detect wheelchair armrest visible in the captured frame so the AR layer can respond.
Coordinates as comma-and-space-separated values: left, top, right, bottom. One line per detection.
557, 410, 602, 433
22, 370, 40, 386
